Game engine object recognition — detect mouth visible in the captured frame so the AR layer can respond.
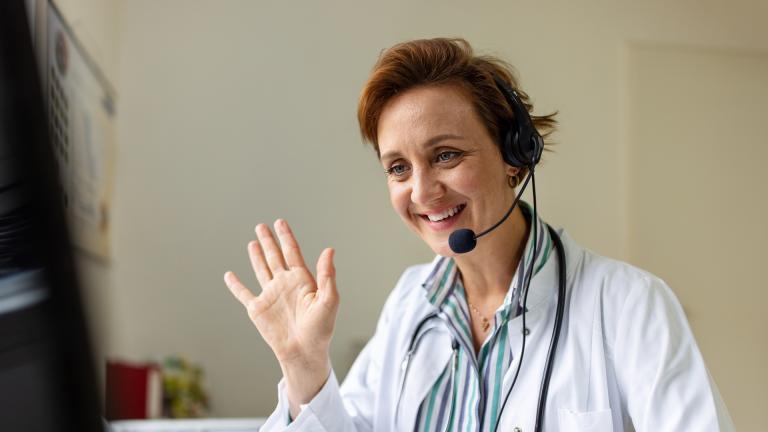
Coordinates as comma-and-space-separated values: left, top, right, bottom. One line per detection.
418, 203, 467, 231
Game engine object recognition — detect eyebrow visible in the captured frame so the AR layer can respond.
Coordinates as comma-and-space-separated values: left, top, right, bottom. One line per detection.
379, 134, 465, 164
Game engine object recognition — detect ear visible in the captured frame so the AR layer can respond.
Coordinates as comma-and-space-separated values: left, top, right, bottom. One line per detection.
506, 166, 520, 177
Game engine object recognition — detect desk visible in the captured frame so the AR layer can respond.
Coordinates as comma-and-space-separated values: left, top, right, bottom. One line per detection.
109, 418, 265, 432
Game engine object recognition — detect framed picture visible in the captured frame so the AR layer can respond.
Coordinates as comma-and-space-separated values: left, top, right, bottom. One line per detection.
39, 1, 117, 260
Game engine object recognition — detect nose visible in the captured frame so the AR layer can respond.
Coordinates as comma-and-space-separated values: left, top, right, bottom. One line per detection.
410, 168, 444, 206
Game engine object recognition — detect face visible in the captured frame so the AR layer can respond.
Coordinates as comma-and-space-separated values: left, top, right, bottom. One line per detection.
377, 84, 519, 256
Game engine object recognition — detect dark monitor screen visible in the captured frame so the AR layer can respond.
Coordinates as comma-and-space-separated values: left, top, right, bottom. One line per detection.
0, 1, 103, 431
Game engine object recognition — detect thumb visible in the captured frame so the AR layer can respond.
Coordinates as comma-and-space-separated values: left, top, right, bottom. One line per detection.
316, 248, 338, 305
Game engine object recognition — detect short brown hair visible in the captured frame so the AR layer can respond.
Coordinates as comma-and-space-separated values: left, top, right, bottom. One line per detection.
357, 38, 557, 175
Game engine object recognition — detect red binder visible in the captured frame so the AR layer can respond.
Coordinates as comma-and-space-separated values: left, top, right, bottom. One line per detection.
105, 360, 162, 420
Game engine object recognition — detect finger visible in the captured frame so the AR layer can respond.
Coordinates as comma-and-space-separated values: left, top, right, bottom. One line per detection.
274, 219, 307, 269
247, 240, 272, 286
223, 271, 256, 307
316, 248, 339, 306
255, 223, 287, 273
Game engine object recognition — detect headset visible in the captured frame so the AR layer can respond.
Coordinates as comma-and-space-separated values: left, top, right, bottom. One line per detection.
400, 74, 566, 432
493, 75, 545, 169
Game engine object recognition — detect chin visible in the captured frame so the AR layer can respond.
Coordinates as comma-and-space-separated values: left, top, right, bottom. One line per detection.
425, 238, 456, 257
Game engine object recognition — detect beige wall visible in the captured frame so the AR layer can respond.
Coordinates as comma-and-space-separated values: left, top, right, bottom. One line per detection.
58, 0, 766, 428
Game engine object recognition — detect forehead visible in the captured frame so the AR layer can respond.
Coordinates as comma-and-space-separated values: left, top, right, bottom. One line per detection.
377, 84, 489, 158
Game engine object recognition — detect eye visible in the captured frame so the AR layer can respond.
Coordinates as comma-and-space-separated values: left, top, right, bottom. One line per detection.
436, 151, 461, 163
385, 163, 410, 177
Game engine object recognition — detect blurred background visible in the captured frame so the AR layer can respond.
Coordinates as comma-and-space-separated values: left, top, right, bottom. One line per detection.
32, 0, 768, 429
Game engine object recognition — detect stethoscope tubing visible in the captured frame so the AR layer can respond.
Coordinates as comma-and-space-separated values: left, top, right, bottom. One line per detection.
533, 225, 567, 430
394, 314, 439, 428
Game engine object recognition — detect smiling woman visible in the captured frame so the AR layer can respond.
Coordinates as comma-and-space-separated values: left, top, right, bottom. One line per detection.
226, 38, 734, 431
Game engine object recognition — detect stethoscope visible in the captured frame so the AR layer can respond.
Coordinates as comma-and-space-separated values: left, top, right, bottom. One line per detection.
395, 225, 566, 432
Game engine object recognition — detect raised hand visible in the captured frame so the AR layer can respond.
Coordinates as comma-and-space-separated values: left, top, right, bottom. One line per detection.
224, 219, 339, 408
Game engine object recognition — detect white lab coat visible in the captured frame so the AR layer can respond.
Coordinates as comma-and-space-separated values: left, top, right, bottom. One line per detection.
260, 229, 734, 431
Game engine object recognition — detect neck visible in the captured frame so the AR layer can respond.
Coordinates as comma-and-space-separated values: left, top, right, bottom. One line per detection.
455, 205, 530, 307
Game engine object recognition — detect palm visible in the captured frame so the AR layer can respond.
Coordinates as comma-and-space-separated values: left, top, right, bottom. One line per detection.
252, 268, 334, 357
225, 220, 339, 364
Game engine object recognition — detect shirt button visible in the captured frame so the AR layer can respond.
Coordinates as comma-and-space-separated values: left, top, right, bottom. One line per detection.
513, 427, 522, 432
522, 327, 530, 335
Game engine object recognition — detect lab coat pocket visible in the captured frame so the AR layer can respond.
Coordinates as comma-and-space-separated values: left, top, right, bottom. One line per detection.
557, 408, 613, 432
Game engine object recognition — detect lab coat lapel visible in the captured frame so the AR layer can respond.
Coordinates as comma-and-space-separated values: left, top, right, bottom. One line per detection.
397, 323, 454, 431
394, 280, 454, 432
504, 232, 559, 357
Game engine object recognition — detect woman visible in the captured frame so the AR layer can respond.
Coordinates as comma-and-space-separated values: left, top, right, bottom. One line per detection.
224, 38, 733, 431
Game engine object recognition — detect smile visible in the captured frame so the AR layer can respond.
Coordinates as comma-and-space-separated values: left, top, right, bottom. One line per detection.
419, 204, 466, 230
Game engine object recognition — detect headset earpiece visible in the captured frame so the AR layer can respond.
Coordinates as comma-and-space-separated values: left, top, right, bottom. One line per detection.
493, 75, 544, 168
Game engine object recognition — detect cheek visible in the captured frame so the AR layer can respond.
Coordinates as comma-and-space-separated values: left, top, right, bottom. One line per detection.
445, 167, 483, 195
451, 166, 507, 204
387, 183, 412, 219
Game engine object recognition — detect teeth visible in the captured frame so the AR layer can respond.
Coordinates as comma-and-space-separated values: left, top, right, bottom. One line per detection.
427, 205, 463, 222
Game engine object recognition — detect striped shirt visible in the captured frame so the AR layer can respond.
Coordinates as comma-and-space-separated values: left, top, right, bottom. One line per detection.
414, 201, 553, 432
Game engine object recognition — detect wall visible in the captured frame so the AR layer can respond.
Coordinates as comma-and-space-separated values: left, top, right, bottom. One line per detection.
101, 0, 767, 427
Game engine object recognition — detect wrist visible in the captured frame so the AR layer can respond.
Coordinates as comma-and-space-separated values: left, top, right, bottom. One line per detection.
280, 357, 331, 406
278, 350, 330, 374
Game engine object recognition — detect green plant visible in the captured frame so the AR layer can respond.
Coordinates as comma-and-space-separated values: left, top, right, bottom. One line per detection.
161, 356, 209, 418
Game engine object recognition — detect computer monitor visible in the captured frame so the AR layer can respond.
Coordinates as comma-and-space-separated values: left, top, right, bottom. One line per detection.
0, 1, 103, 430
